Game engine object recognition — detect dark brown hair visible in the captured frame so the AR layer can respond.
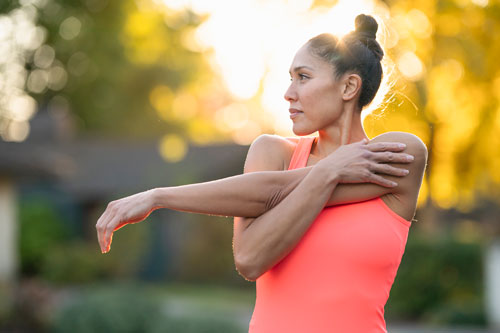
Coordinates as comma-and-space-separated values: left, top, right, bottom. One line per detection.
307, 14, 384, 109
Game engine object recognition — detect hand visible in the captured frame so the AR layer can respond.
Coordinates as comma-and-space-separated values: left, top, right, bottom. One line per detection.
315, 139, 414, 187
95, 189, 157, 253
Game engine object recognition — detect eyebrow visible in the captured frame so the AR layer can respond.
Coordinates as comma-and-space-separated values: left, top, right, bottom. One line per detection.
289, 65, 314, 74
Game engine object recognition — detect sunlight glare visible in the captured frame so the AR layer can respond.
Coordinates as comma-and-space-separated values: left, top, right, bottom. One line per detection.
397, 51, 424, 81
7, 94, 37, 122
163, 0, 385, 135
3, 120, 30, 142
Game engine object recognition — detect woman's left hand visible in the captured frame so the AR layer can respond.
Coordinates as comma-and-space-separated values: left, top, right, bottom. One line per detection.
95, 189, 157, 253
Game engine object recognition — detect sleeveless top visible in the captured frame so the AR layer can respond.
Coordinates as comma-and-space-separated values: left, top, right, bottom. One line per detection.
248, 136, 412, 333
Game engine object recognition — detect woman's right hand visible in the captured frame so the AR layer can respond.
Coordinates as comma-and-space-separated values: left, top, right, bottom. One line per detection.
96, 189, 158, 253
315, 139, 414, 188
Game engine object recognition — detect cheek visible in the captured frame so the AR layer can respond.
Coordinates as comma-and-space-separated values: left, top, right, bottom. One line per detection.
315, 89, 340, 112
302, 83, 326, 106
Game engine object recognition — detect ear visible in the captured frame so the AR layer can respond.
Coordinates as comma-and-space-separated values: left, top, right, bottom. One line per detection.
341, 73, 362, 101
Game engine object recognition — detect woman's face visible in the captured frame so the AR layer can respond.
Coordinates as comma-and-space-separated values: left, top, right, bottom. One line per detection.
285, 44, 345, 135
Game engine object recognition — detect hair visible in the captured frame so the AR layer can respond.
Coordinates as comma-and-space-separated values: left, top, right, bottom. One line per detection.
307, 14, 385, 110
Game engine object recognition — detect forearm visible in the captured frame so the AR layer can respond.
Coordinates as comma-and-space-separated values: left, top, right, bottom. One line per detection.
151, 170, 306, 218
253, 166, 390, 211
151, 165, 385, 219
234, 167, 339, 280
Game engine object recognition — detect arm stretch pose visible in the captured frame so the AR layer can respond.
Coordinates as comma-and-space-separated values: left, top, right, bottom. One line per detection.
96, 13, 428, 333
96, 132, 426, 274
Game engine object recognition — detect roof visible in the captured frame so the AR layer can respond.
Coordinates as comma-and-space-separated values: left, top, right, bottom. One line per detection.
0, 136, 249, 200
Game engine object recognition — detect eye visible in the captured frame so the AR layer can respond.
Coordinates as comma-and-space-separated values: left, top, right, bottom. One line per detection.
290, 74, 309, 82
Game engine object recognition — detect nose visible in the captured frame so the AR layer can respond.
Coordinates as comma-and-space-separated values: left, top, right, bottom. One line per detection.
284, 82, 297, 102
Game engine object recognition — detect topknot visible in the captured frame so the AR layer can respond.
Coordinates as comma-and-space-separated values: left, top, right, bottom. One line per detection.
306, 13, 385, 109
354, 14, 378, 40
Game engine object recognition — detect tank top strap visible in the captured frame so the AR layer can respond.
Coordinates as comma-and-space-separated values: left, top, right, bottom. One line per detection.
287, 137, 316, 170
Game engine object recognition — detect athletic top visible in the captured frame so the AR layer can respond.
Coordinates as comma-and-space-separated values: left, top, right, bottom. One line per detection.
248, 136, 411, 333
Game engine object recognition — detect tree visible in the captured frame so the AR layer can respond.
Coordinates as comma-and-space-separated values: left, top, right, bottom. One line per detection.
0, 0, 228, 145
362, 0, 500, 211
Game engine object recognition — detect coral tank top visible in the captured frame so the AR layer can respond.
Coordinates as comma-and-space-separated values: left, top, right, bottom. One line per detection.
248, 136, 412, 333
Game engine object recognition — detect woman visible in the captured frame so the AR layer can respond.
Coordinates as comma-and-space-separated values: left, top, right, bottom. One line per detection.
96, 14, 427, 332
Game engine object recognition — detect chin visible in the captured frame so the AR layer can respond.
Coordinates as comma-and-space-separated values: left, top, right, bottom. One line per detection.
292, 125, 316, 136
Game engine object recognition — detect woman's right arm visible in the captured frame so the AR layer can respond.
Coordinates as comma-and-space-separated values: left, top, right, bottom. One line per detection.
232, 136, 341, 281
96, 135, 411, 254
232, 134, 417, 281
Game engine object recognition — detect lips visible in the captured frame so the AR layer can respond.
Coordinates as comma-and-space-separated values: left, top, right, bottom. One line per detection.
289, 108, 303, 119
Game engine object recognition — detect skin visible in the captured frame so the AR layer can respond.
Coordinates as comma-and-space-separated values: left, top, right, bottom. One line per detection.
95, 43, 427, 281
232, 45, 427, 280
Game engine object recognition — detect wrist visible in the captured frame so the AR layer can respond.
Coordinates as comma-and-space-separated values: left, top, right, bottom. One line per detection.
149, 187, 169, 210
312, 162, 340, 187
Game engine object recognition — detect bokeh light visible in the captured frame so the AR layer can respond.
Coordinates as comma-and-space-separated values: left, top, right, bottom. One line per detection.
165, 0, 390, 137
159, 133, 188, 162
59, 16, 82, 40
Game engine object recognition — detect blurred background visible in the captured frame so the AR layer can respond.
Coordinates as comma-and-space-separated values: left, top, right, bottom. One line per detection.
0, 0, 499, 332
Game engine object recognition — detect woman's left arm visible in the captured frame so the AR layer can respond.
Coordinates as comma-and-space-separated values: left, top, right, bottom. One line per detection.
96, 132, 424, 253
149, 132, 427, 215
96, 167, 311, 253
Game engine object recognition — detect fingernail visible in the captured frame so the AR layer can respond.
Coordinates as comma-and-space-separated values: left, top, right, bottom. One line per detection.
398, 144, 406, 148
407, 155, 414, 161
391, 181, 398, 186
403, 169, 409, 175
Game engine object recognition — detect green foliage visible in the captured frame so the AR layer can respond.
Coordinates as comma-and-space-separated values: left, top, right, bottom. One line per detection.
39, 220, 151, 284
40, 241, 106, 284
422, 300, 486, 326
157, 315, 243, 333
52, 286, 163, 333
385, 230, 486, 326
0, 0, 18, 13
34, 0, 211, 139
19, 197, 70, 275
19, 196, 151, 284
51, 285, 244, 333
177, 215, 247, 287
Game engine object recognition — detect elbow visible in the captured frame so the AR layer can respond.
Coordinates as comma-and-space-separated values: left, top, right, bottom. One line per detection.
234, 253, 264, 282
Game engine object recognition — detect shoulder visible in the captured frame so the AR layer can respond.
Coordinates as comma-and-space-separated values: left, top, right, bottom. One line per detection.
369, 132, 428, 220
370, 131, 428, 196
243, 134, 297, 173
370, 131, 428, 160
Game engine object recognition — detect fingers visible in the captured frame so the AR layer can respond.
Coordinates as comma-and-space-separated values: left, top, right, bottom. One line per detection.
368, 174, 399, 188
106, 233, 114, 253
364, 142, 414, 163
103, 217, 118, 253
366, 141, 406, 152
370, 163, 409, 177
96, 204, 117, 254
96, 210, 110, 253
371, 151, 414, 164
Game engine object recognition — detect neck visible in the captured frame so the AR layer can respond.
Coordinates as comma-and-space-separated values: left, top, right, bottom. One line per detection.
313, 104, 368, 158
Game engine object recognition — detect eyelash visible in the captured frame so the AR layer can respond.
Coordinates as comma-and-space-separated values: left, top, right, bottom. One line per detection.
290, 74, 309, 82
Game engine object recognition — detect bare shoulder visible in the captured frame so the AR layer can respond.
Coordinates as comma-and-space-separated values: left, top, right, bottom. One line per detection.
369, 132, 428, 220
371, 131, 428, 162
244, 134, 295, 173
371, 132, 428, 182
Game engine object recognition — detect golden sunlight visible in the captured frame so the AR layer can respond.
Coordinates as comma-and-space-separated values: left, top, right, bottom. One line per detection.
161, 0, 388, 138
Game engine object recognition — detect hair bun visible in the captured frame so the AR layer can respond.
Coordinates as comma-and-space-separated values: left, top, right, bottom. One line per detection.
354, 14, 378, 40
